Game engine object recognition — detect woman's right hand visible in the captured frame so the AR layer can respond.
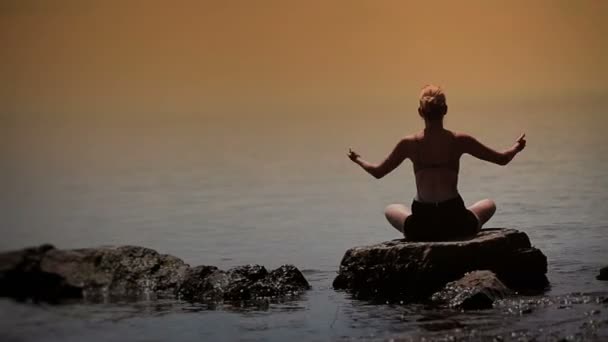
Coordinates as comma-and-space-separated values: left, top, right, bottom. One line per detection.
515, 133, 526, 153
347, 148, 361, 162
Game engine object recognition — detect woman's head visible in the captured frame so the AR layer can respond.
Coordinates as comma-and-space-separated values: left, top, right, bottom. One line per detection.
418, 84, 447, 121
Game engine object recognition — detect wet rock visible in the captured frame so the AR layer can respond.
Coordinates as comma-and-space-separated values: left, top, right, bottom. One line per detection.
333, 228, 548, 300
0, 244, 80, 301
250, 265, 311, 298
431, 270, 512, 310
177, 265, 221, 300
0, 245, 310, 303
0, 244, 189, 301
597, 266, 608, 281
179, 264, 310, 302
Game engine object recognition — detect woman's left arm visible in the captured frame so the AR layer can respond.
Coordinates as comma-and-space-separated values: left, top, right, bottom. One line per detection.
348, 139, 410, 179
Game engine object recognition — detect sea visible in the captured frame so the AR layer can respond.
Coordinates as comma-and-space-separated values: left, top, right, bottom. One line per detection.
1, 100, 607, 341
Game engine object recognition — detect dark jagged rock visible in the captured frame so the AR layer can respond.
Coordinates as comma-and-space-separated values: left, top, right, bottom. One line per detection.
597, 266, 608, 281
0, 245, 310, 304
176, 265, 221, 300
431, 270, 512, 310
179, 264, 310, 302
248, 265, 311, 298
0, 244, 189, 301
0, 244, 81, 301
333, 228, 548, 301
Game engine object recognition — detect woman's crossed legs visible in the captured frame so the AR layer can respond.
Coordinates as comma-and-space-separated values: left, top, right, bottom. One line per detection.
384, 199, 496, 234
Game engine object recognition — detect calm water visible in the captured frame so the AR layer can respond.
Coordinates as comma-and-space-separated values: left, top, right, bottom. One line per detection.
1, 104, 608, 340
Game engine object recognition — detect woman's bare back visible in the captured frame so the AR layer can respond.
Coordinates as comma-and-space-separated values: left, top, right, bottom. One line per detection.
411, 128, 461, 203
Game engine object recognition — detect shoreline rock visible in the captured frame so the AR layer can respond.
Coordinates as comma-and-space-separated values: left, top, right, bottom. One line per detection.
179, 264, 310, 302
431, 270, 512, 310
333, 228, 548, 301
0, 244, 310, 303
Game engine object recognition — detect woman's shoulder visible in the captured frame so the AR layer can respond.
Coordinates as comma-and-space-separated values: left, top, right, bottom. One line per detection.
448, 130, 475, 141
398, 133, 424, 148
404, 131, 425, 141
391, 133, 423, 156
398, 130, 476, 144
446, 130, 483, 153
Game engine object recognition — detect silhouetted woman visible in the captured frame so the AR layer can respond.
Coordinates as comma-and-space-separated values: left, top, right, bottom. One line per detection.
347, 85, 526, 241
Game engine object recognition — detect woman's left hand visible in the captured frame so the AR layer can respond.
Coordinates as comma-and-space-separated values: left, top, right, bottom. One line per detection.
347, 148, 360, 162
515, 133, 526, 153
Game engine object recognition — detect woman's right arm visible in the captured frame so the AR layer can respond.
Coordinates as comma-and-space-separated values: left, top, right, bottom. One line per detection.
461, 133, 526, 166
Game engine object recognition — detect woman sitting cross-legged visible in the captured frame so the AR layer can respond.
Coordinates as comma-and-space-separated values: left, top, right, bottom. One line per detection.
347, 85, 526, 241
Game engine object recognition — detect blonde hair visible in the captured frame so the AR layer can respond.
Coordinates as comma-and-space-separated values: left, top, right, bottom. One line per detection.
419, 84, 447, 120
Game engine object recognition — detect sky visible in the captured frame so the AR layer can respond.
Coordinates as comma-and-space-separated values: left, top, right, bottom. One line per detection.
1, 1, 608, 252
1, 0, 607, 122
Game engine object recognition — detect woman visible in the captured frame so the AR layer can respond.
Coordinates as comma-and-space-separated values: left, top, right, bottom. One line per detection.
347, 85, 526, 241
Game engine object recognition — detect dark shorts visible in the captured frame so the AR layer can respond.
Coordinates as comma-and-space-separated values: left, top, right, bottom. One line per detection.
403, 195, 479, 242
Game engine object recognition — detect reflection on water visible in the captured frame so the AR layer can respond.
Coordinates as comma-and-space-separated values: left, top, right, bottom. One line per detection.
2, 108, 608, 340
1, 283, 606, 341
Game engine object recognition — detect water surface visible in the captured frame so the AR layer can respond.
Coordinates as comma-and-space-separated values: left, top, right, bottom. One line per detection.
2, 106, 607, 340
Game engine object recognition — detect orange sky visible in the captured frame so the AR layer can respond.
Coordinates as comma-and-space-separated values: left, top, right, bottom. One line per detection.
1, 0, 607, 118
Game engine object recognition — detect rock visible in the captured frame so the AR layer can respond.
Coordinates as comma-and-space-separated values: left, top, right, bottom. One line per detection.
0, 245, 310, 304
597, 266, 608, 281
0, 244, 189, 301
248, 265, 311, 298
333, 228, 548, 300
431, 270, 512, 310
179, 264, 310, 302
175, 265, 221, 300
0, 244, 80, 301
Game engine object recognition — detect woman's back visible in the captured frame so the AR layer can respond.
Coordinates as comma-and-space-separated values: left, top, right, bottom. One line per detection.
412, 129, 461, 203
